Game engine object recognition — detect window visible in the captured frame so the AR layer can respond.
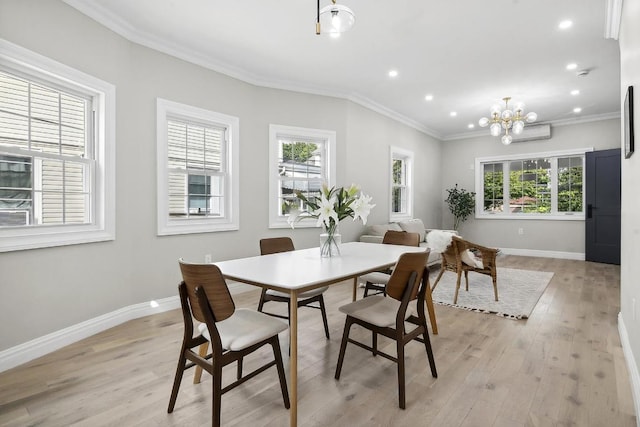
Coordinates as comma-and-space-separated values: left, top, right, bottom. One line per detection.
157, 99, 239, 235
475, 148, 591, 220
0, 40, 115, 252
268, 125, 335, 228
390, 146, 413, 221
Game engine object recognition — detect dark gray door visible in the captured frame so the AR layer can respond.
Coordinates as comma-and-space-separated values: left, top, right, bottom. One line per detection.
585, 148, 621, 264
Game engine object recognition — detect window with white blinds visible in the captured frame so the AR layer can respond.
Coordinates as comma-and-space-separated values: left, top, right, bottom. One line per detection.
157, 99, 239, 235
0, 40, 115, 252
0, 71, 91, 226
268, 124, 336, 228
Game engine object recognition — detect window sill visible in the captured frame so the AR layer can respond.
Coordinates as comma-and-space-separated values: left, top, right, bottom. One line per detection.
475, 213, 585, 221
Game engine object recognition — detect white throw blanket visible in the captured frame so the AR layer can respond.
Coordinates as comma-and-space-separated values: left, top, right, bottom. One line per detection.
426, 230, 456, 253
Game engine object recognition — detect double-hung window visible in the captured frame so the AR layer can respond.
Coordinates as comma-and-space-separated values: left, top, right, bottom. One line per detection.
156, 99, 239, 235
390, 146, 414, 222
268, 124, 335, 228
0, 40, 115, 252
475, 148, 591, 220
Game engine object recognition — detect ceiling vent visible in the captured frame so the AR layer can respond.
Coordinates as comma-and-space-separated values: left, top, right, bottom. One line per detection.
511, 123, 551, 143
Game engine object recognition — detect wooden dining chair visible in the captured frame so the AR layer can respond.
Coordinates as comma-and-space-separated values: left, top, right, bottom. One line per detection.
359, 230, 438, 334
359, 230, 421, 297
334, 251, 438, 409
168, 259, 290, 427
431, 235, 499, 305
257, 237, 330, 339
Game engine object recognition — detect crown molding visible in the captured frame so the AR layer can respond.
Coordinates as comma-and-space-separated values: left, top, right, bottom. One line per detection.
63, 0, 441, 139
605, 0, 623, 40
442, 112, 621, 141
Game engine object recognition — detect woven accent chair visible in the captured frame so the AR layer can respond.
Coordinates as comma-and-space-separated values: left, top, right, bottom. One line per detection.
335, 251, 438, 409
360, 230, 421, 297
431, 235, 499, 305
168, 259, 290, 427
257, 237, 330, 339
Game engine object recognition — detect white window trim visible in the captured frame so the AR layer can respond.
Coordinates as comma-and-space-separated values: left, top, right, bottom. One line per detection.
268, 124, 336, 229
0, 39, 115, 252
389, 146, 414, 222
156, 98, 239, 235
474, 147, 593, 221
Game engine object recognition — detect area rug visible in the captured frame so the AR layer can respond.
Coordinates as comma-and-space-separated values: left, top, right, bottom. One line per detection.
430, 267, 554, 319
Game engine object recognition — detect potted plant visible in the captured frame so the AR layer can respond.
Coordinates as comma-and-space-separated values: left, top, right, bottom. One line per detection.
445, 184, 475, 230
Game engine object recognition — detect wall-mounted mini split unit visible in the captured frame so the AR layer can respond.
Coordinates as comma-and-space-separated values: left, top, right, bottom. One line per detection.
511, 123, 551, 143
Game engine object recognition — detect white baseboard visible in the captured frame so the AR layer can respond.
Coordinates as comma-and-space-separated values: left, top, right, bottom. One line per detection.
0, 295, 180, 373
499, 247, 585, 260
618, 312, 640, 425
0, 282, 259, 374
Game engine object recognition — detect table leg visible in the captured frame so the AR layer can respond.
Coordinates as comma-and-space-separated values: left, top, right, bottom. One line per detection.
289, 289, 298, 427
352, 277, 357, 301
424, 282, 438, 335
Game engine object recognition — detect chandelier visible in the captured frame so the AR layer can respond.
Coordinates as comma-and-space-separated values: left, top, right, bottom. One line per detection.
478, 97, 537, 145
316, 0, 355, 36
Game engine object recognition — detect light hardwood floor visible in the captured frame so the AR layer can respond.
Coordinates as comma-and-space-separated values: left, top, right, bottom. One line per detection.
0, 256, 636, 426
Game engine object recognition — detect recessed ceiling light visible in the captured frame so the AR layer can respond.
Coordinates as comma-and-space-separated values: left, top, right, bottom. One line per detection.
571, 89, 580, 96
566, 63, 578, 70
573, 107, 582, 113
468, 124, 475, 129
450, 111, 457, 117
425, 94, 434, 101
388, 70, 398, 78
558, 20, 573, 30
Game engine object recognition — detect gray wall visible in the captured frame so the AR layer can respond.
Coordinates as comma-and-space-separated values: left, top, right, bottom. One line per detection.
619, 0, 640, 403
0, 0, 440, 351
440, 119, 620, 253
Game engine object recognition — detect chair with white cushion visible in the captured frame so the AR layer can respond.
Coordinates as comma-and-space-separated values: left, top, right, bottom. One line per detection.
257, 237, 330, 339
431, 235, 499, 305
334, 251, 438, 409
168, 259, 290, 427
360, 230, 421, 297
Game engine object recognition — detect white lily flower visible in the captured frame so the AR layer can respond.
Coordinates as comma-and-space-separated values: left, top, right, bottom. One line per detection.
352, 193, 375, 225
313, 194, 339, 228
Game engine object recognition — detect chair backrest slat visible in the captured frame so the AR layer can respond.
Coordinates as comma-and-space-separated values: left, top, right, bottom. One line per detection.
382, 230, 420, 247
260, 237, 295, 255
386, 251, 430, 301
179, 260, 235, 323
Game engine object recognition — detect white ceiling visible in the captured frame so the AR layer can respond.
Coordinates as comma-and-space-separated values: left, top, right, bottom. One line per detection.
64, 0, 621, 140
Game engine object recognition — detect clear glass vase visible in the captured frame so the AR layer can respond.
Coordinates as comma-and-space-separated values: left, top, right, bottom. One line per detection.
320, 224, 341, 257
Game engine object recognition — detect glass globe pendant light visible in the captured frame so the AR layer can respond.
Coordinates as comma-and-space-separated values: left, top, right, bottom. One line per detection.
478, 96, 537, 144
316, 0, 355, 35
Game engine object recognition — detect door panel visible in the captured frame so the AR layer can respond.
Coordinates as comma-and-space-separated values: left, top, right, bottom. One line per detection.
585, 148, 621, 264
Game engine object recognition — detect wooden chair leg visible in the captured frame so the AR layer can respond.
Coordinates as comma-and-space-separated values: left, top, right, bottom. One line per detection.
270, 336, 290, 409
454, 271, 463, 304
492, 274, 499, 301
464, 270, 469, 291
318, 295, 330, 339
237, 356, 243, 380
212, 361, 223, 427
193, 341, 209, 384
372, 331, 378, 356
168, 349, 187, 413
424, 287, 438, 335
396, 338, 406, 409
431, 267, 445, 291
257, 288, 268, 312
421, 326, 438, 378
335, 317, 354, 380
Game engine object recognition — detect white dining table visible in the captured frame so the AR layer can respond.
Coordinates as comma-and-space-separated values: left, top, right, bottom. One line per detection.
215, 241, 427, 427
